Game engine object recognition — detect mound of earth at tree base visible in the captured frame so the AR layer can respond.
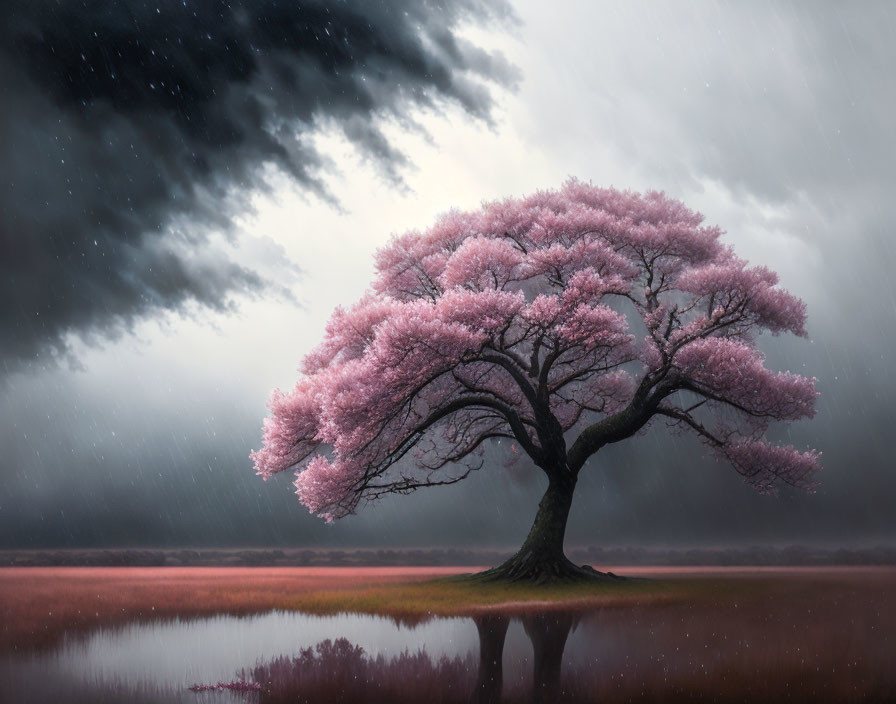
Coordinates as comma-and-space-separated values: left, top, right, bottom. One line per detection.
461, 557, 626, 585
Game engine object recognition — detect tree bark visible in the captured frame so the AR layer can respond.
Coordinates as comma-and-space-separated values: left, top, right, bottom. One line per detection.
474, 474, 621, 583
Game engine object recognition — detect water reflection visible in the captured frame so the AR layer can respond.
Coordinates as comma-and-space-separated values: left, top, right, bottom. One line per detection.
470, 612, 581, 703
2, 591, 895, 702
521, 612, 577, 703
473, 615, 508, 704
228, 612, 580, 703
466, 613, 582, 703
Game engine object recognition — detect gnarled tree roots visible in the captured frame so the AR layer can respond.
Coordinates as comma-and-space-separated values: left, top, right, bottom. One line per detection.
467, 551, 623, 585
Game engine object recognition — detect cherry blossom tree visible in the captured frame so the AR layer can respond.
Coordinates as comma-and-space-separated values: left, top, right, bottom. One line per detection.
252, 180, 820, 582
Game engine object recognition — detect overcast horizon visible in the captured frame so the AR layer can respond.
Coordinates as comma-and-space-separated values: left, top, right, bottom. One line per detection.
2, 1, 894, 550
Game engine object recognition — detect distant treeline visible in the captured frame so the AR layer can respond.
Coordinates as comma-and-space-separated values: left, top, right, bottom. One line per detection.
2, 545, 896, 568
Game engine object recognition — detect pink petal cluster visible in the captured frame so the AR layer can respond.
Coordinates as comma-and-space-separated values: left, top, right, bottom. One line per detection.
250, 380, 319, 479
439, 237, 526, 290
302, 297, 400, 374
293, 455, 360, 521
676, 259, 807, 336
721, 441, 821, 493
675, 337, 817, 421
555, 304, 632, 352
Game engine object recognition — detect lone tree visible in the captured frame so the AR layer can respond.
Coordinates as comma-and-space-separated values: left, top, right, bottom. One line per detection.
252, 181, 820, 582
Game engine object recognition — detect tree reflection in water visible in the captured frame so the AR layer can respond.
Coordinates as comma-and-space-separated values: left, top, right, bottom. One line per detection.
473, 611, 580, 704
473, 614, 509, 704
225, 612, 579, 704
195, 598, 896, 702
521, 612, 578, 703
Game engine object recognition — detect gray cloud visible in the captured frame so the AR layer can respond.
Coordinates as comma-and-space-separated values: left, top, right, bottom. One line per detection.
0, 0, 516, 372
508, 0, 896, 545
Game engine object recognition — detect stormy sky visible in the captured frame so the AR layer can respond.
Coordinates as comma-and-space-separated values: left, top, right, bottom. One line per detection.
1, 0, 894, 550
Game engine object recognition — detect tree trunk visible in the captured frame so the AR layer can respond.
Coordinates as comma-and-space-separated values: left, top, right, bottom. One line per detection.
475, 474, 621, 583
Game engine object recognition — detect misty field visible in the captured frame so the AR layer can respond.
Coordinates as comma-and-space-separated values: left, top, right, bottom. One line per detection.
1, 566, 895, 702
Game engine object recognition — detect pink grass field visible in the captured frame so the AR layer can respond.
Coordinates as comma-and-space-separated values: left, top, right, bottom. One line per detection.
0, 566, 479, 652
2, 565, 895, 657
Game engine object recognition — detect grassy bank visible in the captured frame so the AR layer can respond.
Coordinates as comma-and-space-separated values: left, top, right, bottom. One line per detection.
2, 565, 893, 653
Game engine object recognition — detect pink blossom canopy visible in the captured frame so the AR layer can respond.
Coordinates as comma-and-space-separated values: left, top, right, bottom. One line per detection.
252, 180, 820, 521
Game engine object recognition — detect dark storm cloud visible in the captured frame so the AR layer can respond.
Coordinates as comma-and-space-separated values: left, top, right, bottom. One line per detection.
0, 0, 516, 371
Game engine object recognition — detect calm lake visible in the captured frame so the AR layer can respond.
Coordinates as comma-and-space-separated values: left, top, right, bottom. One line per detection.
3, 578, 895, 704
